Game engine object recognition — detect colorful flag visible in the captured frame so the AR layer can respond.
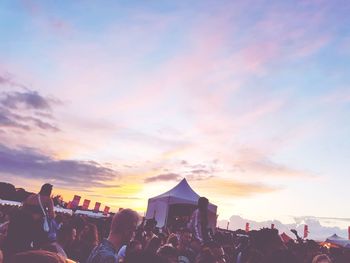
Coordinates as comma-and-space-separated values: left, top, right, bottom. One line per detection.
82, 199, 91, 210
103, 206, 110, 215
93, 202, 101, 212
71, 195, 81, 209
304, 225, 309, 238
245, 222, 250, 232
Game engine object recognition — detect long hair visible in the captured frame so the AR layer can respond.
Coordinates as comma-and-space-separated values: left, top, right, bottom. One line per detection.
80, 223, 99, 247
39, 184, 53, 197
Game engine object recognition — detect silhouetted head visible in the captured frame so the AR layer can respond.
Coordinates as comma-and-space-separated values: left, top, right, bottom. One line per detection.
157, 244, 178, 263
312, 254, 332, 263
145, 218, 157, 231
198, 197, 209, 210
11, 250, 65, 263
110, 208, 140, 245
146, 236, 162, 254
39, 183, 53, 197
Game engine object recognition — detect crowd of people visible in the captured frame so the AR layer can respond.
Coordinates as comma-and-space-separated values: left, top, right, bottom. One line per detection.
0, 183, 350, 263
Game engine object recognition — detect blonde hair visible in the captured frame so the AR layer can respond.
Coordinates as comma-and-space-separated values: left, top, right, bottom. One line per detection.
312, 254, 332, 263
110, 208, 139, 235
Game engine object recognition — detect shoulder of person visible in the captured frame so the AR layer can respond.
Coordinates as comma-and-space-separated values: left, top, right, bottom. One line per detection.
23, 193, 37, 204
28, 193, 37, 200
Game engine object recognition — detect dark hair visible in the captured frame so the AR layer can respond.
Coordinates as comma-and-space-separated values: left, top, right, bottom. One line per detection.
198, 197, 209, 210
145, 218, 157, 230
39, 184, 53, 196
80, 223, 99, 247
157, 244, 178, 260
57, 224, 75, 247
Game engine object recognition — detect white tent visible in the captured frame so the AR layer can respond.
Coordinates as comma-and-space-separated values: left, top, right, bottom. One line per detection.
0, 199, 73, 215
74, 210, 109, 218
325, 234, 350, 247
54, 206, 73, 215
0, 199, 22, 206
145, 178, 217, 229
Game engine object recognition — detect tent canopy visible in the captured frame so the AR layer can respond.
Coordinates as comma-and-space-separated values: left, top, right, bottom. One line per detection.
0, 199, 73, 215
325, 234, 350, 247
74, 210, 109, 218
146, 178, 217, 229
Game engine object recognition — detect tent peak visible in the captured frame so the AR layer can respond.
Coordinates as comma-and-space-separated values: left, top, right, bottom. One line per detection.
149, 177, 200, 201
179, 177, 189, 185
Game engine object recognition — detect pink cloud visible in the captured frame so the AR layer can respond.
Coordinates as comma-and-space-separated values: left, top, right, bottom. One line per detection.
232, 148, 312, 178
21, 0, 73, 36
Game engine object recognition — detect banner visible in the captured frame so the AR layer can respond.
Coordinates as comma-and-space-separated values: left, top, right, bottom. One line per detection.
103, 206, 110, 215
245, 222, 250, 232
93, 202, 101, 212
82, 199, 91, 210
71, 195, 81, 209
304, 225, 309, 238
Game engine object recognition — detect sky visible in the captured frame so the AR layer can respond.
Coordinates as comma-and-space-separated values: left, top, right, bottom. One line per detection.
0, 0, 350, 236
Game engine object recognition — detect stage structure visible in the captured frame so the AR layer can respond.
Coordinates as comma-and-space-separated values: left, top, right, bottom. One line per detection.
145, 178, 217, 230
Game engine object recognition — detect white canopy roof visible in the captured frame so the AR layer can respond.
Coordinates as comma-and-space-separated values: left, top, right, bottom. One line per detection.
325, 234, 350, 247
0, 199, 22, 206
74, 210, 109, 218
149, 178, 217, 212
0, 199, 73, 215
146, 178, 217, 228
54, 206, 73, 215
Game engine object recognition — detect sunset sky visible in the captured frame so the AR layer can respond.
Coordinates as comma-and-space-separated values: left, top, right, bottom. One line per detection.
0, 0, 350, 229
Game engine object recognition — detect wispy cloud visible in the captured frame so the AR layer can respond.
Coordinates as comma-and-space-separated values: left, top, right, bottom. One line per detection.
145, 173, 182, 183
232, 148, 312, 178
0, 143, 119, 189
89, 194, 141, 200
21, 0, 73, 36
1, 90, 57, 110
197, 178, 280, 198
0, 73, 26, 89
0, 89, 60, 132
